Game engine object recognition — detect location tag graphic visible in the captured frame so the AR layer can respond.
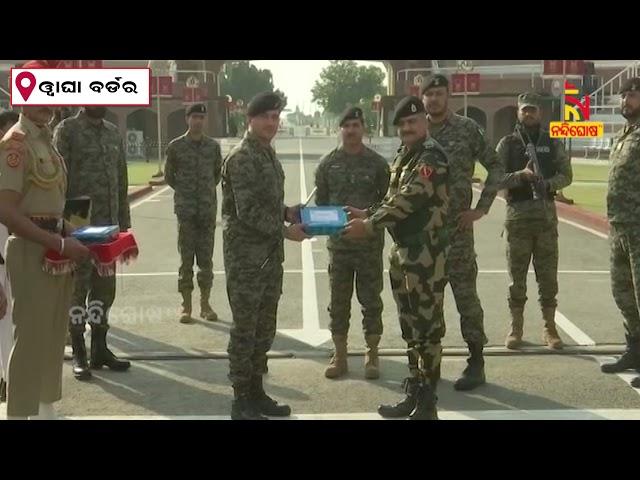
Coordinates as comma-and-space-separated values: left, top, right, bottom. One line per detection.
15, 71, 36, 101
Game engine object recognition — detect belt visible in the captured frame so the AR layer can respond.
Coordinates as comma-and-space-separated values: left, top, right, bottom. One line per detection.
10, 217, 64, 236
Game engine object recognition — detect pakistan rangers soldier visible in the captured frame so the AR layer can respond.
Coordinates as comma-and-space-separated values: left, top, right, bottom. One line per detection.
496, 92, 573, 350
421, 74, 504, 391
222, 92, 309, 420
53, 106, 132, 381
0, 60, 91, 419
315, 106, 390, 380
344, 96, 449, 420
165, 103, 222, 324
600, 77, 640, 388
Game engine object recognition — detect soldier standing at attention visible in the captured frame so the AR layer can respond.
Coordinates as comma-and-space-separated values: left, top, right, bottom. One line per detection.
600, 78, 640, 388
165, 103, 222, 324
222, 92, 309, 420
343, 96, 450, 420
315, 106, 390, 380
421, 74, 504, 391
496, 92, 572, 350
53, 106, 132, 381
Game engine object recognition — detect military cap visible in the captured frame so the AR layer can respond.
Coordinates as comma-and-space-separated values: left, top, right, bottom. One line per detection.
339, 106, 364, 126
247, 91, 283, 117
517, 92, 541, 110
420, 74, 449, 95
392, 96, 425, 125
186, 103, 207, 116
619, 77, 640, 95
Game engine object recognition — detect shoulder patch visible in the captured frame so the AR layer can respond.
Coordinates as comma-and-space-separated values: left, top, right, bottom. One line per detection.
5, 150, 23, 168
419, 165, 434, 179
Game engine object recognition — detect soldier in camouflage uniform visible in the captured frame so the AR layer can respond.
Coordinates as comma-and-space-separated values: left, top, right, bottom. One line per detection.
344, 97, 449, 420
315, 106, 390, 380
496, 92, 573, 350
53, 107, 131, 381
165, 104, 222, 325
222, 92, 309, 420
421, 74, 504, 391
600, 77, 640, 388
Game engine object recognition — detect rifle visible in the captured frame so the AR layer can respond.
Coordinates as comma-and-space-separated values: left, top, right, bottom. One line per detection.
515, 126, 547, 209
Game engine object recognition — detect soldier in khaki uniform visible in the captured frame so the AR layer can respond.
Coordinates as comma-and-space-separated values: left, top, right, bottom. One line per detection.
0, 61, 90, 420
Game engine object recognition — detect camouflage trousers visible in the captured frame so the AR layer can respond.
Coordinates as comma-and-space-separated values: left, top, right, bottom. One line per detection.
177, 216, 215, 293
69, 259, 116, 333
226, 259, 283, 394
389, 241, 447, 381
505, 219, 558, 310
327, 247, 384, 336
609, 223, 640, 339
446, 228, 487, 345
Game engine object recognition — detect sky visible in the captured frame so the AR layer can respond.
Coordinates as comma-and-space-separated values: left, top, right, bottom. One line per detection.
250, 60, 387, 115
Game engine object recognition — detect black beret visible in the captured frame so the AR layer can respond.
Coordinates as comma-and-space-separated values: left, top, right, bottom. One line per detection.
186, 103, 207, 116
392, 96, 425, 125
619, 77, 640, 95
420, 74, 449, 95
247, 91, 283, 117
339, 106, 364, 126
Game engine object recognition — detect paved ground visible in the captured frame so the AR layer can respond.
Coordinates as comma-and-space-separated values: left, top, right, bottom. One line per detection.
3, 136, 638, 420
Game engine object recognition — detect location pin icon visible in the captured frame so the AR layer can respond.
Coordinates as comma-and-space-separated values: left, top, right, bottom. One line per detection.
16, 71, 36, 102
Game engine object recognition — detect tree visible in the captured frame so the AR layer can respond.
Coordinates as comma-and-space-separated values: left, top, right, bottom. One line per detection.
311, 61, 385, 116
220, 61, 287, 108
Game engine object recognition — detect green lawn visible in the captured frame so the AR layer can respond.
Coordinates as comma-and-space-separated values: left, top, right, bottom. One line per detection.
473, 160, 609, 216
127, 160, 163, 186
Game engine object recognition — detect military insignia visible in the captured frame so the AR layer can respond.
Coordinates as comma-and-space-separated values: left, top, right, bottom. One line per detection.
10, 131, 25, 141
419, 165, 433, 179
6, 151, 22, 168
411, 104, 417, 113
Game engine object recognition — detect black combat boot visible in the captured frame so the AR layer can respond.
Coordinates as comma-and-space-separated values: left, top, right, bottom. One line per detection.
250, 376, 291, 417
378, 377, 420, 418
0, 378, 6, 403
601, 335, 640, 373
231, 387, 268, 421
70, 329, 92, 380
409, 379, 438, 420
631, 376, 640, 388
454, 342, 486, 391
90, 324, 131, 371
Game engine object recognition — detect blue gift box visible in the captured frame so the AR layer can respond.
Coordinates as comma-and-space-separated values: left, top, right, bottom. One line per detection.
301, 207, 347, 236
71, 225, 120, 244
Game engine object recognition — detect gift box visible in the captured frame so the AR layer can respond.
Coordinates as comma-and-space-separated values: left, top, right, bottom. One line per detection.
71, 225, 120, 244
44, 231, 139, 277
301, 206, 347, 236
64, 196, 92, 228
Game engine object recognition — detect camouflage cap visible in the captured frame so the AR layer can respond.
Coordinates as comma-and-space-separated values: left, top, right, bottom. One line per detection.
619, 77, 640, 95
517, 92, 541, 110
339, 106, 364, 127
420, 74, 449, 95
247, 91, 283, 117
392, 96, 425, 125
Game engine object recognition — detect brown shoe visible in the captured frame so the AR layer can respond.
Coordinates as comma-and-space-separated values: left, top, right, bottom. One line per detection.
542, 307, 563, 349
325, 335, 348, 379
179, 291, 194, 324
364, 334, 381, 379
505, 307, 524, 349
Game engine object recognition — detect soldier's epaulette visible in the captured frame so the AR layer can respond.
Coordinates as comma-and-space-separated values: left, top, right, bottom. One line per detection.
422, 137, 449, 166
0, 129, 26, 152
